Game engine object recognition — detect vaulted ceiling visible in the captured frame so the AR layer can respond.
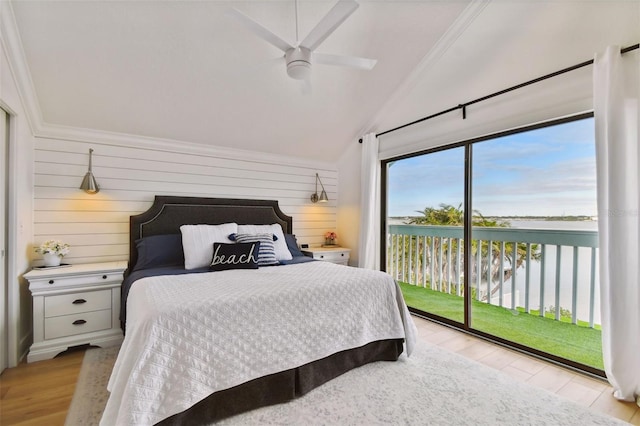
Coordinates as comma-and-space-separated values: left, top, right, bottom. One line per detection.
8, 1, 639, 162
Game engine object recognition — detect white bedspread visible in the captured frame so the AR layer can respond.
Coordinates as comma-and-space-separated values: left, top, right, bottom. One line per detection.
101, 262, 417, 426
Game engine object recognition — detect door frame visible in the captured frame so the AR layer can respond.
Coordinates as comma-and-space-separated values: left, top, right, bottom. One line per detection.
0, 106, 7, 372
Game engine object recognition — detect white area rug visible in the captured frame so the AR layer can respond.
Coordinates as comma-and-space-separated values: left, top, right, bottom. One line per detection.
67, 342, 626, 425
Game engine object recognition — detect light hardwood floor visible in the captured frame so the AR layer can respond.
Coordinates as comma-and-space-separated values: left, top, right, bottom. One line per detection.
1, 317, 638, 425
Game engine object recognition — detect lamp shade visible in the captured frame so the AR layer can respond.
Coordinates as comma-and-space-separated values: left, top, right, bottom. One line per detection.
80, 148, 100, 194
311, 172, 329, 203
80, 171, 99, 194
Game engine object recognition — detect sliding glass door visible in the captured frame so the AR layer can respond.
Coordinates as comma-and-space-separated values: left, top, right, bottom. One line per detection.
384, 114, 603, 373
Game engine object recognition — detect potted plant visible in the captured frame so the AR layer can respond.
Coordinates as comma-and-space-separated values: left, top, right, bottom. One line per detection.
35, 240, 70, 267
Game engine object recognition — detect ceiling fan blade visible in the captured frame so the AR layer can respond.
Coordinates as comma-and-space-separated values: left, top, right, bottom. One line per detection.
226, 8, 293, 53
314, 53, 377, 70
299, 0, 359, 51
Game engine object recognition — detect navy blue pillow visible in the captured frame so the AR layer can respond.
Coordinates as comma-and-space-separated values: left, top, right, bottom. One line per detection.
133, 234, 184, 272
284, 234, 304, 257
210, 242, 260, 271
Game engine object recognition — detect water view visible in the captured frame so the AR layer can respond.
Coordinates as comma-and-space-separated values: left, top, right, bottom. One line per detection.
385, 116, 602, 370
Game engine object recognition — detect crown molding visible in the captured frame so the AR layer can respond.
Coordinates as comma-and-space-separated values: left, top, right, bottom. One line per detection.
358, 0, 490, 138
37, 122, 336, 171
0, 1, 43, 133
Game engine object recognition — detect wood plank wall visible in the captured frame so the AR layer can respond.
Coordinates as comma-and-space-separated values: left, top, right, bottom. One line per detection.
33, 136, 337, 265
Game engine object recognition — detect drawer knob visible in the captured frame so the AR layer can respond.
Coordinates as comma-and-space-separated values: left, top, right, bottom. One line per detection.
72, 319, 87, 325
341, 253, 344, 256
102, 275, 108, 279
48, 279, 54, 285
320, 255, 324, 259
72, 299, 87, 305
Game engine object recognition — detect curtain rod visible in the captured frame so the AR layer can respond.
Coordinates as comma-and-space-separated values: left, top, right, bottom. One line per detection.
359, 43, 639, 143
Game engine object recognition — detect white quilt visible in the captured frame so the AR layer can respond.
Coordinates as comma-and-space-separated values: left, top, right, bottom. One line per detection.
101, 262, 417, 426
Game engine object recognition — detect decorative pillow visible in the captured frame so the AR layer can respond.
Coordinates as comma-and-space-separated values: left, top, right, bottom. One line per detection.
210, 242, 260, 271
180, 223, 238, 269
237, 224, 292, 261
228, 233, 277, 242
234, 233, 279, 266
284, 234, 304, 257
133, 234, 184, 272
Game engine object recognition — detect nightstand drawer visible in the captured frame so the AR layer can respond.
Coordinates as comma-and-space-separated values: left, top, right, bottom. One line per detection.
29, 271, 123, 291
44, 289, 111, 318
44, 309, 112, 340
310, 251, 349, 262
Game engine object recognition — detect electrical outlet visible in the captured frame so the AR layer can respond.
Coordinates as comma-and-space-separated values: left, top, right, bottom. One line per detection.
301, 244, 309, 249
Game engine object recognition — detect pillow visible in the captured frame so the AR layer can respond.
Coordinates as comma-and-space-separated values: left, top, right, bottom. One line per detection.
284, 234, 304, 257
228, 233, 276, 242
234, 233, 279, 266
133, 234, 184, 272
237, 224, 292, 261
210, 242, 260, 271
180, 223, 238, 269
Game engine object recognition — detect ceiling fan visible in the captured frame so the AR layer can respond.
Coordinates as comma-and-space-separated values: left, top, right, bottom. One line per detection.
226, 0, 377, 81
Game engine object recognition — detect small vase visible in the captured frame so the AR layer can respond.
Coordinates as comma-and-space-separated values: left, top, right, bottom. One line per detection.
324, 238, 336, 246
43, 252, 62, 267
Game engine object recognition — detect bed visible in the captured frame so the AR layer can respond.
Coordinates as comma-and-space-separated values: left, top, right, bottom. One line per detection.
101, 196, 416, 426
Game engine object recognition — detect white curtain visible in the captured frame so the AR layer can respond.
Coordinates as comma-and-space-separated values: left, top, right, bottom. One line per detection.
594, 45, 640, 405
358, 133, 380, 270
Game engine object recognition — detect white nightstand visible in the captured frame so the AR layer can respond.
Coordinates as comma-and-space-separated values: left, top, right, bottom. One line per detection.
24, 261, 126, 362
302, 247, 351, 265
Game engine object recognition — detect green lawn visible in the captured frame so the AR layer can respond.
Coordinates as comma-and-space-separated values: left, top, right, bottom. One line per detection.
399, 282, 604, 370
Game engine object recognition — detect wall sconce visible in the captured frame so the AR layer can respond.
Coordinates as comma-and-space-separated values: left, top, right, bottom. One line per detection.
310, 173, 328, 203
79, 148, 100, 194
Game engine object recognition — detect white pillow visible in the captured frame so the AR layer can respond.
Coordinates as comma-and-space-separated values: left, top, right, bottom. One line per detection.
180, 223, 238, 269
237, 224, 293, 261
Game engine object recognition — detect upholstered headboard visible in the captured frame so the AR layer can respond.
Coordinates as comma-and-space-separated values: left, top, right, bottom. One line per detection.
129, 196, 293, 270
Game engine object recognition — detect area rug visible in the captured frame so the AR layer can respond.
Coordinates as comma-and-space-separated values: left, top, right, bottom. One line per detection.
66, 342, 626, 425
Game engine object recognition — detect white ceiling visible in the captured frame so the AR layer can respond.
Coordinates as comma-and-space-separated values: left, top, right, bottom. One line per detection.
8, 1, 640, 162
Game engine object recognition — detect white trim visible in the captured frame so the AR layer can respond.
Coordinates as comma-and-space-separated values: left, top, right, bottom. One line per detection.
0, 1, 42, 134
0, 100, 20, 367
36, 123, 335, 172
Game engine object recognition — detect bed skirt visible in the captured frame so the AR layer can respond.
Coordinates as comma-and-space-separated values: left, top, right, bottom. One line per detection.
157, 338, 404, 425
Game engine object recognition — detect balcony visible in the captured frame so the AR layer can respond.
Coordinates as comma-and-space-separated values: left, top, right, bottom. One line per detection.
387, 224, 603, 370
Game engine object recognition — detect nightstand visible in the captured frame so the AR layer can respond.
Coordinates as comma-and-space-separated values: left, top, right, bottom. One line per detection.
302, 247, 351, 265
24, 261, 126, 362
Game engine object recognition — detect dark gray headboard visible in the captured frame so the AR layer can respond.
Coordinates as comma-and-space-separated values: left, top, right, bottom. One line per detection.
129, 196, 293, 269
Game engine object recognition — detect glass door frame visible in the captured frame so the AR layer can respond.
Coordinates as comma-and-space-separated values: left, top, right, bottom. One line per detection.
379, 112, 603, 377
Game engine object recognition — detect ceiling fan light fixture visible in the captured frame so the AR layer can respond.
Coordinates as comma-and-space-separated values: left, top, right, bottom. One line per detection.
287, 61, 311, 80
285, 47, 312, 80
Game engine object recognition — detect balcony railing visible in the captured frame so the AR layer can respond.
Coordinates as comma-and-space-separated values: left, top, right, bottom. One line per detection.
387, 224, 599, 328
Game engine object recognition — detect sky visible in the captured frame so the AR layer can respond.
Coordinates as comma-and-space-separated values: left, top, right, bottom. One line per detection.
387, 117, 597, 218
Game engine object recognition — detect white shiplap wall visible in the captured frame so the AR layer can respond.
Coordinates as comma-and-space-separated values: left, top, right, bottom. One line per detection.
33, 135, 338, 265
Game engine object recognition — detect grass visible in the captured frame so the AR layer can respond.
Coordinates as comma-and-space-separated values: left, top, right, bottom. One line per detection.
399, 282, 604, 370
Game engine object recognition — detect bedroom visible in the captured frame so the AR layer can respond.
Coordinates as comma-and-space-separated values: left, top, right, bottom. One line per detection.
1, 0, 639, 424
